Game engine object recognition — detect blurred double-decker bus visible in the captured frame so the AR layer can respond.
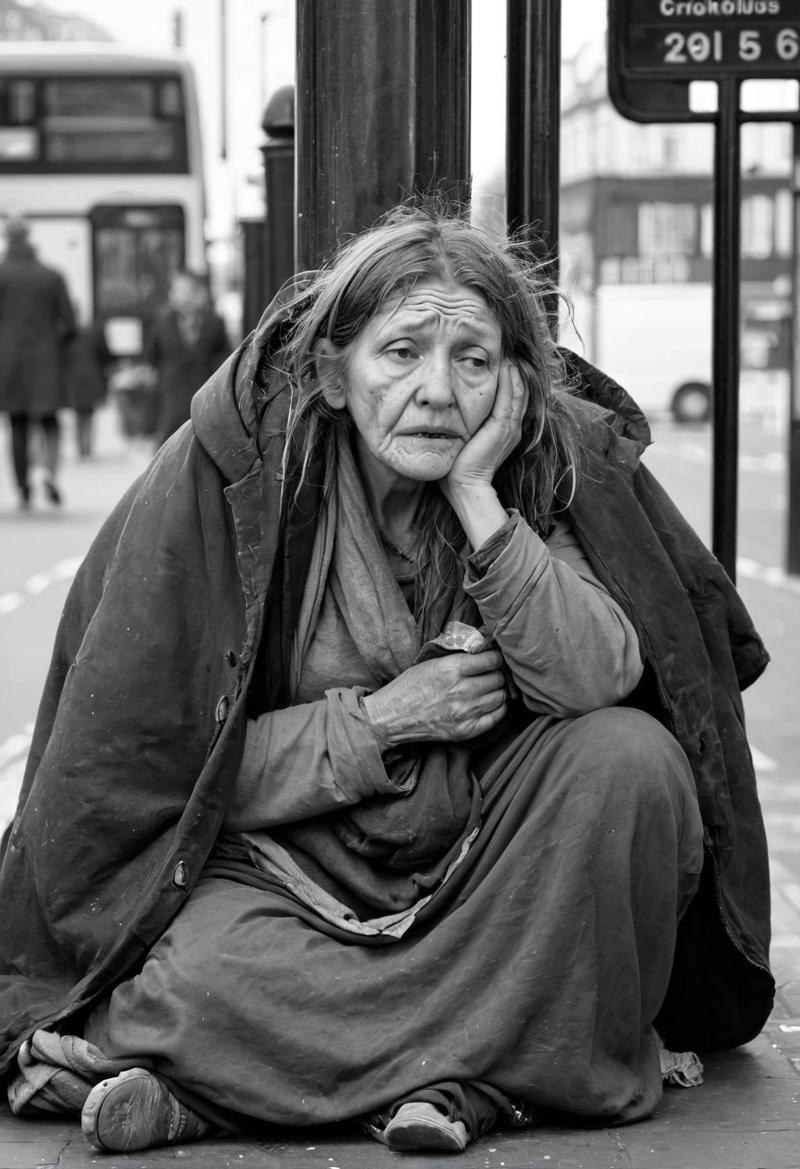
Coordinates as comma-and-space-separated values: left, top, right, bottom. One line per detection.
0, 42, 206, 368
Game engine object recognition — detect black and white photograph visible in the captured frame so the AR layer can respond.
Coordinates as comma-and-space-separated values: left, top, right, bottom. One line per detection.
1, 2, 799, 1166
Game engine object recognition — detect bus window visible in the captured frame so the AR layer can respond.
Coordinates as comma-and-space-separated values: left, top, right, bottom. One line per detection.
0, 78, 36, 122
45, 78, 156, 118
92, 205, 185, 323
0, 127, 38, 162
0, 74, 188, 172
46, 125, 184, 167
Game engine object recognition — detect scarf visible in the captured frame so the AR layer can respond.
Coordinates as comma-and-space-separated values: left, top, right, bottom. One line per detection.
273, 431, 483, 913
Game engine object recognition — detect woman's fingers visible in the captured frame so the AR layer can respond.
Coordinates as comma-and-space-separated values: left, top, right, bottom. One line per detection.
465, 669, 507, 696
493, 362, 526, 422
509, 363, 529, 425
362, 651, 511, 746
455, 648, 504, 674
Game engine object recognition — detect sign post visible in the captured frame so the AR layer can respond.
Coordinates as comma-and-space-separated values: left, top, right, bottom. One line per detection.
790, 124, 800, 575
607, 0, 800, 582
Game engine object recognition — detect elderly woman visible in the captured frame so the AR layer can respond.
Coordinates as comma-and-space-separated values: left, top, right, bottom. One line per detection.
0, 208, 772, 1155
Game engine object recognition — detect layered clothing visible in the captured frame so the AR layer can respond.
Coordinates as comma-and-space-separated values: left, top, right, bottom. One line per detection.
0, 299, 772, 1116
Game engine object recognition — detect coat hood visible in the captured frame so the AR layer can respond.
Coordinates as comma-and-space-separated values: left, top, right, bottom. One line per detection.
190, 281, 308, 486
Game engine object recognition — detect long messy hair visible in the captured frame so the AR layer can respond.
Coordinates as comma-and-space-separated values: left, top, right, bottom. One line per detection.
273, 204, 577, 636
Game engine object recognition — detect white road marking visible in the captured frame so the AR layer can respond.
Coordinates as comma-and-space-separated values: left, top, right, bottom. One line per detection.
0, 556, 82, 617
736, 559, 800, 596
652, 444, 785, 475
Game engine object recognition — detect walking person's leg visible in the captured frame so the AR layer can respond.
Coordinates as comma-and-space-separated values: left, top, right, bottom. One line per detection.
9, 412, 31, 507
76, 410, 93, 458
39, 414, 62, 504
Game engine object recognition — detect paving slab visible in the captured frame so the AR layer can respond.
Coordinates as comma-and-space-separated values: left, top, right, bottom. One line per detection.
2, 1021, 800, 1169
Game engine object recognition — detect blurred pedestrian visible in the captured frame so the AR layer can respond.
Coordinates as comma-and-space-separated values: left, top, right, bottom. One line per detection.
0, 215, 76, 508
145, 268, 230, 449
65, 312, 112, 459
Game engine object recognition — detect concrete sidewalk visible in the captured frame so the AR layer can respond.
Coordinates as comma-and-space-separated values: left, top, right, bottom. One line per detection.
2, 1012, 800, 1169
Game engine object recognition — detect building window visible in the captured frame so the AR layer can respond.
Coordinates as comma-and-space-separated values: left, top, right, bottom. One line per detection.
741, 194, 774, 259
638, 202, 697, 256
775, 190, 792, 258
602, 202, 637, 256
700, 204, 713, 258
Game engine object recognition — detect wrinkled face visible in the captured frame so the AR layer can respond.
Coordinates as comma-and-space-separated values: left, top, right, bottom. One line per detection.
323, 278, 503, 487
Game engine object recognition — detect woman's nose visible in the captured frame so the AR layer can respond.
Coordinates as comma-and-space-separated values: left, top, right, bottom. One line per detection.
416, 355, 454, 407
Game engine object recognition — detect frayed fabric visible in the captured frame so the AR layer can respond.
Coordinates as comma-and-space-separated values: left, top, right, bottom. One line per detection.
657, 1038, 704, 1088
8, 1029, 140, 1116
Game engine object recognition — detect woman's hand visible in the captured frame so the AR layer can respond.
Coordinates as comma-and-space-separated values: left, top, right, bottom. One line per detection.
360, 650, 508, 747
444, 361, 528, 496
441, 362, 529, 551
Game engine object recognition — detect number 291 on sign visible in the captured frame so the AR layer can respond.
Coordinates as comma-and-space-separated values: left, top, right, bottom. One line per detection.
664, 26, 799, 64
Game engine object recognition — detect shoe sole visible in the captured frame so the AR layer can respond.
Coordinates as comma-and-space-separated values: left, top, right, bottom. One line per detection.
384, 1118, 468, 1153
82, 1067, 169, 1153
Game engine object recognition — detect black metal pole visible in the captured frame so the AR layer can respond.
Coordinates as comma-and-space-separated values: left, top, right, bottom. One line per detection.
711, 79, 741, 580
788, 122, 800, 576
506, 0, 561, 320
295, 0, 471, 272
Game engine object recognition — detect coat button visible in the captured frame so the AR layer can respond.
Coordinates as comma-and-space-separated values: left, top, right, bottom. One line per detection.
215, 694, 230, 722
173, 861, 189, 888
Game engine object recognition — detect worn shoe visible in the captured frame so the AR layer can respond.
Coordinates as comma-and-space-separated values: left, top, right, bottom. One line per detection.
81, 1067, 211, 1153
382, 1101, 469, 1152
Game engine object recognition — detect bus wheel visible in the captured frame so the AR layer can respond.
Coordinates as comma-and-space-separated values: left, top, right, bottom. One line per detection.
672, 382, 710, 424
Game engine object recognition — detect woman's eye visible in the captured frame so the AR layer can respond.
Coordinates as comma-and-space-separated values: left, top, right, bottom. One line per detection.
459, 354, 489, 371
386, 346, 416, 362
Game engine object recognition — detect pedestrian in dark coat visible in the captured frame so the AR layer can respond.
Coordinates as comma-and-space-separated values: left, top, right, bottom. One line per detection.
145, 268, 230, 449
0, 216, 76, 507
65, 318, 112, 459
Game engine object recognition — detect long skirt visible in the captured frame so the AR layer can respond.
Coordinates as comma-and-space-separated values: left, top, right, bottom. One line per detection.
83, 707, 704, 1136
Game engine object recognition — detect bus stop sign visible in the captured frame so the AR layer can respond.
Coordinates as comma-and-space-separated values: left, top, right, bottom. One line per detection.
606, 0, 800, 579
608, 0, 800, 121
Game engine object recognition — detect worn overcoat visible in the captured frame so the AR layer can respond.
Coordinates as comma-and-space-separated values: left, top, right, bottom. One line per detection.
0, 239, 76, 417
0, 302, 773, 1080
